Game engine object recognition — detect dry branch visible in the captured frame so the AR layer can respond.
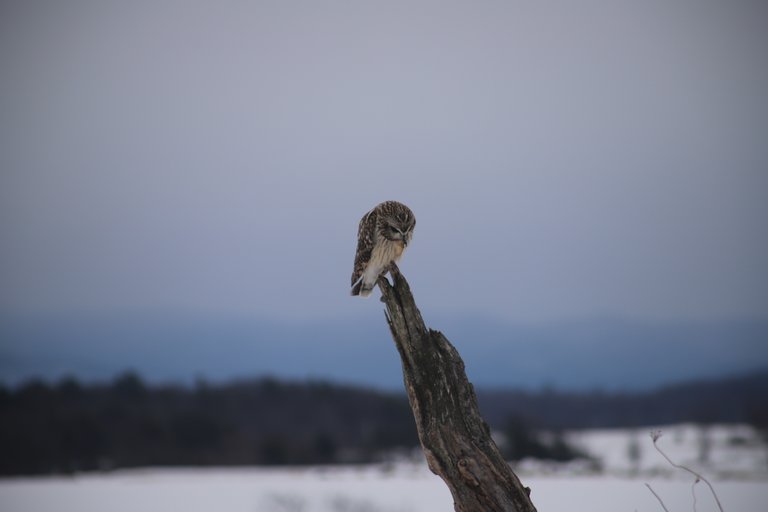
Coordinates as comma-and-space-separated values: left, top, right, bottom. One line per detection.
377, 266, 537, 512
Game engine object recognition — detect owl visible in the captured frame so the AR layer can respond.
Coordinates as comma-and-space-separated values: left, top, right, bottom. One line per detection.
351, 201, 416, 297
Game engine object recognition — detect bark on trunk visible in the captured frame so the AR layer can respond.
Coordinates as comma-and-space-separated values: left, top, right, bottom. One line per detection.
377, 266, 537, 512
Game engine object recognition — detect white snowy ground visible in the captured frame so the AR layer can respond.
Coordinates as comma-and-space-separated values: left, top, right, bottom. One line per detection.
1, 425, 766, 512
564, 423, 768, 478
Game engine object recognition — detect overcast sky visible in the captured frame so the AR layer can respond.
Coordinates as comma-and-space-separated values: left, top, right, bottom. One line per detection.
2, 0, 767, 325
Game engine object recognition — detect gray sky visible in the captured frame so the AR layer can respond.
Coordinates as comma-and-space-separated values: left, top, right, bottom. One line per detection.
2, 0, 767, 325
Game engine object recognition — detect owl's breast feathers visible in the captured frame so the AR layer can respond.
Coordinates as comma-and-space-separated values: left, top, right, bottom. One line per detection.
392, 240, 405, 258
352, 238, 403, 296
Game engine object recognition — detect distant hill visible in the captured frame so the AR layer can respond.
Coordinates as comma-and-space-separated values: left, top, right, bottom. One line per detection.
476, 369, 768, 429
1, 369, 766, 475
2, 313, 767, 391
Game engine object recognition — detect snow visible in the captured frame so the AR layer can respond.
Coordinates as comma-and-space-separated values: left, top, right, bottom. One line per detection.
563, 423, 768, 478
1, 424, 766, 512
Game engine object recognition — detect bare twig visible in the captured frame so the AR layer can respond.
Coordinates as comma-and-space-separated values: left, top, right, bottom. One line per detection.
649, 431, 724, 512
645, 483, 671, 512
691, 479, 698, 512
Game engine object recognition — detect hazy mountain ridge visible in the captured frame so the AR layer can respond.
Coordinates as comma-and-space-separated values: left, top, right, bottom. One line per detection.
1, 313, 766, 390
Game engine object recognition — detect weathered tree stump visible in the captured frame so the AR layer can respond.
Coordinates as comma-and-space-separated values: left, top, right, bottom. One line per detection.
378, 266, 537, 512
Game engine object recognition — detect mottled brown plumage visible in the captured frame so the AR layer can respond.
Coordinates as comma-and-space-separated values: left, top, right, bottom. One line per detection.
351, 201, 416, 297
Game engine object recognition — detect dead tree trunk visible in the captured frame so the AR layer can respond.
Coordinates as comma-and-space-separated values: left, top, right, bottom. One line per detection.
378, 266, 537, 512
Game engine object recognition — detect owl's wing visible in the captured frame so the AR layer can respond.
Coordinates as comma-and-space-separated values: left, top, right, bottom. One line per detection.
351, 208, 377, 287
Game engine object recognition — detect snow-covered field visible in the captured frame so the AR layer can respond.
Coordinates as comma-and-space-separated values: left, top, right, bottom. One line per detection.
520, 423, 768, 479
1, 425, 766, 512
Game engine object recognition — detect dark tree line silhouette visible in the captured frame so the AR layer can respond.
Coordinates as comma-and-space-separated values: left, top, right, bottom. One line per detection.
0, 373, 418, 475
1, 369, 765, 476
476, 369, 768, 429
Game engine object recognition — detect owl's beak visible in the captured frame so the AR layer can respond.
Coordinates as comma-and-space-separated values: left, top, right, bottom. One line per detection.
402, 238, 408, 247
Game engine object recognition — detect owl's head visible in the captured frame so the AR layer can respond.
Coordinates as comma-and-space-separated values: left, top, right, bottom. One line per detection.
379, 201, 416, 247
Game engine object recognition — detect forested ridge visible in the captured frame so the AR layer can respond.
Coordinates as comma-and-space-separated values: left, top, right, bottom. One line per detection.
1, 369, 766, 475
477, 369, 768, 429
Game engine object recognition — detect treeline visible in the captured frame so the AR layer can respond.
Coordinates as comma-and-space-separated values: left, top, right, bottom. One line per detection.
1, 369, 766, 475
476, 369, 768, 430
0, 374, 417, 476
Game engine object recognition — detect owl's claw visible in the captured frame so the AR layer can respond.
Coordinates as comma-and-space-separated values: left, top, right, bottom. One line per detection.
376, 264, 400, 300
377, 262, 398, 280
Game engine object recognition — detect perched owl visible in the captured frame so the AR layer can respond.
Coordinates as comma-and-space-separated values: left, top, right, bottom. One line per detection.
351, 201, 416, 297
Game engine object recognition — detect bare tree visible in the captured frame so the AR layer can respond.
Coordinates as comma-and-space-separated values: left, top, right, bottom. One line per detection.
377, 266, 537, 512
